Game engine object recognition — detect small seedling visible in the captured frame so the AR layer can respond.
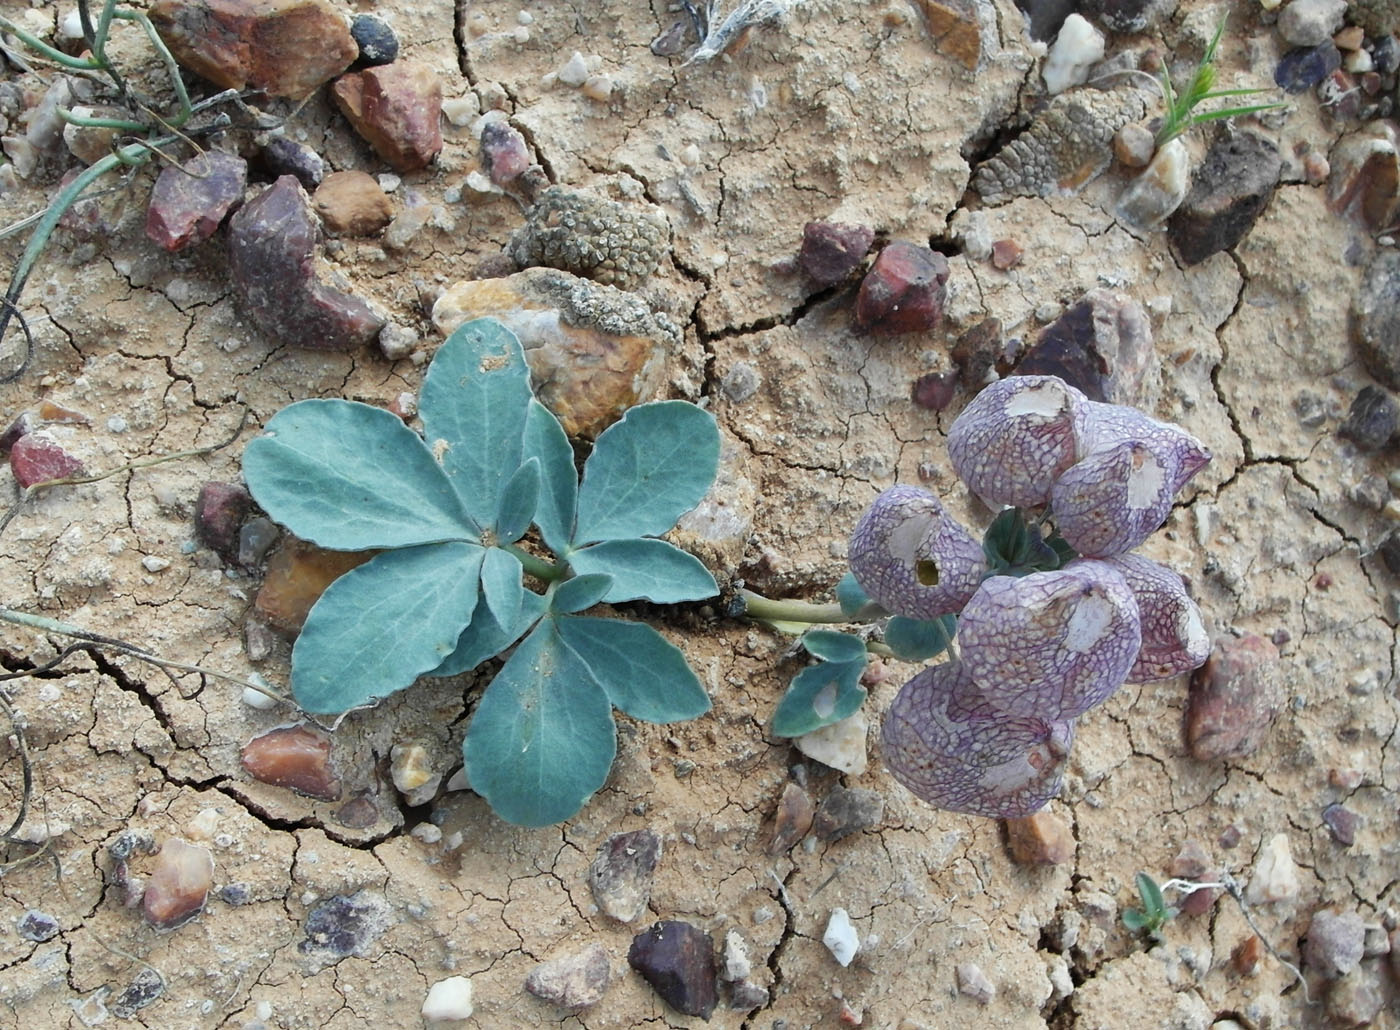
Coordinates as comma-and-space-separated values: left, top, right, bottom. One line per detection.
1152, 18, 1283, 146
1122, 872, 1173, 941
242, 318, 721, 827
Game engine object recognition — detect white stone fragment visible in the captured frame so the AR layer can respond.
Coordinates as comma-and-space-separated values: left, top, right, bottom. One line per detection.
422, 976, 473, 1021
1245, 833, 1300, 905
823, 908, 859, 967
442, 95, 481, 127
723, 929, 752, 981
241, 675, 278, 710
141, 555, 171, 573
59, 9, 85, 39
794, 709, 868, 775
558, 51, 590, 87
1043, 14, 1104, 95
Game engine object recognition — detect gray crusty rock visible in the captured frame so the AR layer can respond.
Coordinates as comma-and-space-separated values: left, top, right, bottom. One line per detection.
509, 186, 670, 290
972, 87, 1149, 205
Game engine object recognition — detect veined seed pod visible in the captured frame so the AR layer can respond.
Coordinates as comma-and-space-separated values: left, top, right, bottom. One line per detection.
1105, 553, 1211, 681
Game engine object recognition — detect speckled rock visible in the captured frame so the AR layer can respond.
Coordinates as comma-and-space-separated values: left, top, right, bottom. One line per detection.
9, 431, 83, 489
227, 176, 386, 350
149, 0, 357, 99
142, 838, 213, 929
349, 13, 398, 66
194, 481, 252, 564
1167, 132, 1281, 266
1328, 125, 1400, 233
16, 909, 59, 942
254, 135, 327, 189
332, 62, 443, 172
1353, 250, 1400, 391
589, 829, 661, 923
1005, 809, 1075, 865
1339, 385, 1398, 450
799, 220, 874, 287
1274, 41, 1342, 93
312, 170, 394, 236
110, 968, 164, 1018
145, 151, 247, 253
508, 186, 670, 290
1349, 0, 1400, 36
854, 241, 950, 334
1304, 909, 1366, 978
1185, 635, 1283, 761
524, 944, 611, 1009
627, 921, 718, 1020
300, 891, 392, 957
432, 268, 678, 437
812, 786, 885, 842
973, 87, 1148, 204
241, 724, 341, 801
1079, 0, 1176, 33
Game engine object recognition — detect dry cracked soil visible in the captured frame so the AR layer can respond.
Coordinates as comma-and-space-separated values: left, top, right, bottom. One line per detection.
0, 0, 1398, 1028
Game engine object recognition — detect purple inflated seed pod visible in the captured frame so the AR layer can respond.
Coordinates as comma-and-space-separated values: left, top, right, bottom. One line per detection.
1105, 553, 1210, 682
880, 660, 1076, 819
848, 485, 986, 620
948, 375, 1088, 508
1049, 440, 1176, 557
1080, 401, 1211, 496
959, 561, 1141, 720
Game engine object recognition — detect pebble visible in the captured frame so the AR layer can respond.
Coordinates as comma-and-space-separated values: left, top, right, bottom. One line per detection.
332, 63, 444, 172
17, 909, 60, 942
798, 220, 874, 287
1354, 250, 1400, 390
1322, 802, 1361, 845
240, 678, 279, 710
1170, 839, 1219, 915
767, 781, 815, 854
589, 829, 661, 923
350, 14, 398, 66
1274, 41, 1342, 93
915, 0, 984, 70
508, 185, 670, 290
142, 838, 214, 929
729, 979, 770, 1009
1328, 969, 1385, 1026
9, 431, 83, 489
241, 725, 341, 801
990, 237, 1023, 270
1339, 385, 1398, 449
1117, 136, 1190, 229
1167, 132, 1281, 266
823, 908, 859, 966
1042, 14, 1104, 94
812, 785, 884, 842
1328, 125, 1400, 233
524, 943, 611, 1009
1004, 810, 1075, 865
853, 241, 950, 334
1302, 150, 1330, 184
194, 481, 252, 565
1231, 934, 1262, 975
0, 411, 32, 457
480, 120, 532, 187
254, 537, 372, 634
432, 268, 678, 438
390, 743, 441, 805
335, 795, 380, 829
1244, 832, 1300, 905
722, 930, 751, 981
421, 976, 473, 1021
912, 370, 958, 411
110, 968, 164, 1019
1277, 0, 1347, 47
956, 962, 995, 1004
145, 151, 247, 253
312, 170, 394, 237
1185, 635, 1283, 761
228, 177, 386, 351
582, 75, 615, 102
378, 321, 418, 361
1016, 287, 1153, 404
1114, 122, 1156, 168
627, 920, 718, 1020
62, 105, 123, 165
1304, 908, 1366, 977
141, 555, 171, 573
952, 317, 1013, 388
558, 51, 590, 87
148, 0, 357, 98
794, 709, 868, 775
255, 135, 328, 189
238, 517, 279, 568
300, 891, 392, 957
441, 94, 480, 127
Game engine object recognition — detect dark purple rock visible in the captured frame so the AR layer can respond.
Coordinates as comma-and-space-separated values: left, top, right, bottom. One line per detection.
728, 979, 770, 1010
110, 968, 164, 1019
254, 135, 328, 189
10, 432, 83, 489
1012, 0, 1078, 41
1322, 802, 1360, 846
1184, 634, 1283, 761
1304, 909, 1366, 978
912, 369, 958, 411
0, 411, 32, 457
1274, 42, 1342, 94
480, 120, 532, 187
145, 151, 247, 253
1167, 132, 1281, 267
1079, 0, 1173, 33
1016, 288, 1152, 404
1339, 385, 1398, 450
17, 909, 59, 942
854, 241, 950, 334
799, 220, 875, 288
195, 481, 253, 563
812, 785, 885, 842
1374, 34, 1400, 76
220, 883, 252, 906
524, 943, 611, 1009
589, 829, 661, 923
1379, 531, 1400, 575
227, 176, 386, 351
1353, 250, 1400, 391
627, 920, 718, 1020
951, 317, 1009, 389
334, 794, 380, 829
350, 13, 398, 66
299, 892, 391, 957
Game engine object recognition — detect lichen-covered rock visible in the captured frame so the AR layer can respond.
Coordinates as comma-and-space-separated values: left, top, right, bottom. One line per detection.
146, 151, 247, 253
228, 176, 386, 350
1168, 132, 1281, 266
1017, 289, 1155, 404
973, 87, 1148, 204
853, 241, 950, 334
332, 62, 443, 172
149, 0, 357, 99
848, 484, 986, 619
1105, 554, 1210, 682
432, 268, 677, 437
508, 186, 670, 290
881, 660, 1076, 819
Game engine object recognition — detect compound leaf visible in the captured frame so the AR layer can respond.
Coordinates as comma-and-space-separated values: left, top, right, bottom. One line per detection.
481, 546, 523, 629
290, 542, 484, 713
420, 319, 533, 532
522, 399, 578, 553
244, 399, 474, 551
884, 615, 957, 662
496, 458, 541, 545
556, 616, 711, 723
802, 629, 868, 664
567, 539, 717, 604
573, 402, 720, 545
771, 658, 867, 738
428, 586, 547, 678
465, 620, 616, 826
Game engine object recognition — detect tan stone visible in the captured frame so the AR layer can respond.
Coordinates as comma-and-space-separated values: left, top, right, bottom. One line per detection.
313, 170, 394, 236
254, 537, 374, 634
1004, 810, 1075, 865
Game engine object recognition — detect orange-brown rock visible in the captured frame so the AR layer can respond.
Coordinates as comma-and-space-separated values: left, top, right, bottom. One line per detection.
313, 170, 394, 236
332, 63, 443, 172
143, 839, 214, 929
1004, 810, 1075, 865
149, 0, 358, 99
254, 537, 373, 634
913, 0, 983, 69
241, 725, 341, 800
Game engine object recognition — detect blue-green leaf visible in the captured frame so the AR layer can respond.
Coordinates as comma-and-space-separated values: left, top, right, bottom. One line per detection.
802, 629, 868, 664
551, 574, 614, 613
771, 658, 867, 738
573, 402, 720, 545
883, 615, 957, 662
465, 621, 616, 826
522, 399, 577, 553
290, 543, 484, 713
496, 458, 540, 545
556, 616, 711, 723
243, 400, 475, 551
419, 319, 533, 531
836, 572, 872, 617
428, 587, 546, 678
566, 539, 717, 604
481, 547, 523, 629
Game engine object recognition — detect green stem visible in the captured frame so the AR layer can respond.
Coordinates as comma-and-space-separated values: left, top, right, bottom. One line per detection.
0, 17, 104, 69
505, 544, 562, 583
736, 589, 853, 625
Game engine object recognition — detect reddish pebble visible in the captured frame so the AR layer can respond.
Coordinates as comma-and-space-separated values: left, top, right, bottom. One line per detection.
1315, 571, 1334, 588
1184, 634, 1283, 761
312, 170, 394, 237
143, 839, 214, 929
195, 481, 253, 564
767, 781, 814, 855
854, 241, 950, 335
10, 432, 83, 488
1231, 934, 1262, 975
1218, 823, 1242, 848
911, 370, 958, 411
480, 120, 532, 186
1329, 767, 1363, 789
0, 411, 33, 457
241, 725, 341, 801
37, 401, 89, 423
332, 62, 443, 172
146, 151, 248, 253
798, 220, 875, 288
1322, 802, 1360, 845
1004, 810, 1074, 865
990, 238, 1023, 270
